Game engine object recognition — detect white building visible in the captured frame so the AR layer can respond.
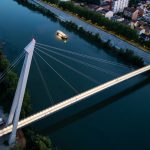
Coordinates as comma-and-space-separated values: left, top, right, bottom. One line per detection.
105, 11, 114, 19
112, 0, 129, 13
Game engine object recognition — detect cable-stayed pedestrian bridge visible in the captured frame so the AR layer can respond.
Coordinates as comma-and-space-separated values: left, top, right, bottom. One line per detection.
0, 39, 149, 144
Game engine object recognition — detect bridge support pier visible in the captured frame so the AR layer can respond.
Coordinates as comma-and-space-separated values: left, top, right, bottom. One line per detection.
7, 39, 36, 145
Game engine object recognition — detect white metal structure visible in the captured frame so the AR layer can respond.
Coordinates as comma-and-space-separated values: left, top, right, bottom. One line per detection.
0, 64, 149, 139
7, 39, 36, 145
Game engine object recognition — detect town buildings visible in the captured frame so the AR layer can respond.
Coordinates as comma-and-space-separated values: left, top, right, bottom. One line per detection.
74, 0, 150, 41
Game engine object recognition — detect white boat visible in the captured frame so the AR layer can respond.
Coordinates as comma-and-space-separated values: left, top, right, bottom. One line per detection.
56, 30, 68, 40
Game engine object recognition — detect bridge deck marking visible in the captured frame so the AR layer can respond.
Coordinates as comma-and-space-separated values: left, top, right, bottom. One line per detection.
0, 65, 150, 137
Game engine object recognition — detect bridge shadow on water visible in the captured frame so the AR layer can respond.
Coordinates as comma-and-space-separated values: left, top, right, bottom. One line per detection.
41, 76, 150, 134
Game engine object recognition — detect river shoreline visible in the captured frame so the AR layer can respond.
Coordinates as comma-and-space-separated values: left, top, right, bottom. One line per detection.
43, 1, 150, 52
1, 1, 150, 149
28, 0, 150, 64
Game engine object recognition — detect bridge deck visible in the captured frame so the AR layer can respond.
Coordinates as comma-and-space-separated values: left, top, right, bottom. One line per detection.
0, 65, 150, 137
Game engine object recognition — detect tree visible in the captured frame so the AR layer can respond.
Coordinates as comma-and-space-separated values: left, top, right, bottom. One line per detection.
74, 0, 100, 4
0, 55, 9, 72
59, 2, 139, 41
129, 0, 138, 6
24, 129, 54, 150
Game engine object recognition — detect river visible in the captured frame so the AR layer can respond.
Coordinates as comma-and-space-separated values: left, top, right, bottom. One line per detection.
0, 0, 150, 149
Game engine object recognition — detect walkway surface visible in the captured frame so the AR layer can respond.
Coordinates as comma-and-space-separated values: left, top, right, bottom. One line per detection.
29, 0, 150, 63
0, 65, 150, 137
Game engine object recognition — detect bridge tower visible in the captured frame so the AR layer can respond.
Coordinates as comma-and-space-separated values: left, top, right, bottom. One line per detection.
7, 39, 36, 145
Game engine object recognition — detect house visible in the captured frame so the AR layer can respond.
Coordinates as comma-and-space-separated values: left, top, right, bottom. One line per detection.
132, 9, 140, 20
111, 15, 125, 22
143, 13, 150, 23
99, 1, 111, 11
134, 21, 147, 28
140, 33, 150, 41
132, 21, 150, 35
137, 7, 144, 17
105, 11, 114, 19
123, 7, 144, 21
123, 7, 136, 18
133, 20, 147, 35
144, 25, 150, 35
135, 27, 145, 35
87, 4, 100, 11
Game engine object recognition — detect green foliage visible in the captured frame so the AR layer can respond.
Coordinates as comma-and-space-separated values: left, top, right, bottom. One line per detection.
58, 2, 139, 41
73, 0, 100, 4
0, 50, 54, 150
129, 0, 138, 7
0, 50, 31, 116
46, 0, 59, 4
24, 129, 54, 150
16, 0, 150, 50
0, 52, 9, 72
11, 144, 24, 150
60, 21, 144, 67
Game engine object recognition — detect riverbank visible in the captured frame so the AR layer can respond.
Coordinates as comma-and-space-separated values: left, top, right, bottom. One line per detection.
1, 1, 150, 149
45, 1, 150, 52
28, 0, 150, 64
0, 49, 55, 150
15, 0, 148, 66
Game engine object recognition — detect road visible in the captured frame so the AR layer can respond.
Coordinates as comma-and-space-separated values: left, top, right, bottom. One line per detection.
28, 0, 150, 64
0, 65, 150, 137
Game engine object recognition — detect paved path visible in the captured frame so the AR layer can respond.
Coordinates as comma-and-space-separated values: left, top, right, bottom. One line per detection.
0, 65, 150, 137
29, 0, 150, 64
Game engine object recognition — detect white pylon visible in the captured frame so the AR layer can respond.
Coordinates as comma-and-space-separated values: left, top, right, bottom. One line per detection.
8, 39, 36, 145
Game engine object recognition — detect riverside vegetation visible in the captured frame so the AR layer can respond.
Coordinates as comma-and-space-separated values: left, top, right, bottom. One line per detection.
16, 0, 144, 67
0, 0, 147, 149
45, 0, 150, 51
60, 21, 144, 67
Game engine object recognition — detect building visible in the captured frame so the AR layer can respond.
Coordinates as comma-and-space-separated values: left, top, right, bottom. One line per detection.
87, 4, 100, 11
124, 7, 136, 18
143, 13, 150, 23
140, 33, 150, 41
135, 27, 145, 35
105, 11, 114, 19
111, 15, 124, 21
112, 0, 129, 13
123, 7, 144, 20
132, 21, 150, 35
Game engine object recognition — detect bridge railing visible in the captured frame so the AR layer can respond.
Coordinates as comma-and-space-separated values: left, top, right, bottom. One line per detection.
0, 65, 150, 137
